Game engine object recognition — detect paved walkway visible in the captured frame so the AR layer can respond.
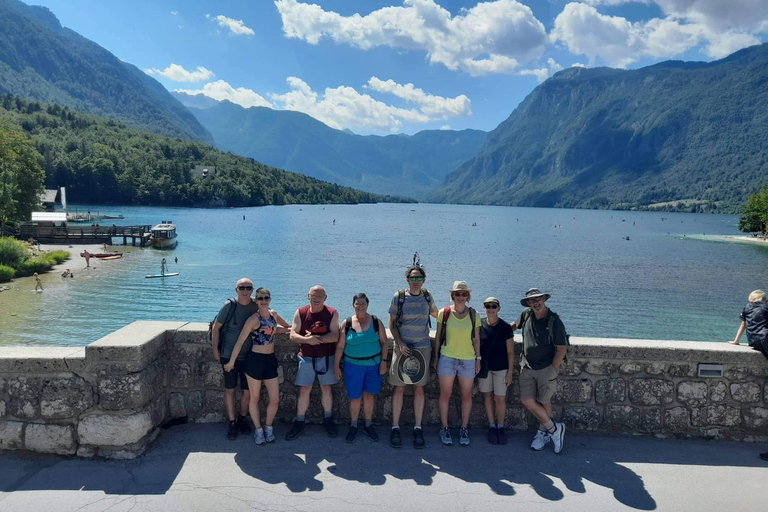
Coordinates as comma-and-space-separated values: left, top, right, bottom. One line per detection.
1, 422, 766, 512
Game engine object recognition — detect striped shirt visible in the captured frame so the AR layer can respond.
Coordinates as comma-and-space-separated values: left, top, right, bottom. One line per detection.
389, 290, 438, 348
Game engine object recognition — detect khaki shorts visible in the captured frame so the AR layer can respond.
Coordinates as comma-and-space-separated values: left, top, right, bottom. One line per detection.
519, 365, 558, 403
389, 345, 431, 387
478, 369, 509, 396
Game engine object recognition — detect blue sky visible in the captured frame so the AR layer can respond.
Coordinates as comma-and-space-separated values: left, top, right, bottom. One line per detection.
24, 0, 768, 135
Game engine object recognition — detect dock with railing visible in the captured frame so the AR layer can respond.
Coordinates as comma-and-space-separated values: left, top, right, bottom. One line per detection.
19, 224, 153, 246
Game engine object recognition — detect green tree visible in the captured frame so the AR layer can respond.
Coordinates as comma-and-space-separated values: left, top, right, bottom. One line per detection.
738, 184, 768, 236
0, 121, 45, 231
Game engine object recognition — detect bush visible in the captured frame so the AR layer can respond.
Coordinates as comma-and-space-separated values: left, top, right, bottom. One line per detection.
17, 255, 56, 276
0, 237, 30, 268
47, 250, 70, 264
0, 264, 15, 282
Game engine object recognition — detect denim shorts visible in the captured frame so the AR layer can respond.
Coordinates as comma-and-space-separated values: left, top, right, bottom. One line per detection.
437, 354, 476, 379
295, 354, 339, 386
343, 361, 382, 399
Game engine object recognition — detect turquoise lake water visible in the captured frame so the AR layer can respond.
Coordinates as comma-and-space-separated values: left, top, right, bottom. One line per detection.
1, 203, 767, 346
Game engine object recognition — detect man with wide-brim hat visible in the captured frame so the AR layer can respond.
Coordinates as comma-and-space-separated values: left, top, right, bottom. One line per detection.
511, 288, 568, 454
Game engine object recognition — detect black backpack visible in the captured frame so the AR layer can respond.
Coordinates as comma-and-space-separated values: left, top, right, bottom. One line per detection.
208, 298, 237, 351
520, 308, 570, 363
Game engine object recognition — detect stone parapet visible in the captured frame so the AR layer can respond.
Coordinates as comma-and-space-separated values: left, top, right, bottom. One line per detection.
0, 323, 766, 458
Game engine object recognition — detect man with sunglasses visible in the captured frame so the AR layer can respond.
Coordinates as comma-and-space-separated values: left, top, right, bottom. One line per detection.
511, 288, 568, 454
478, 297, 514, 445
212, 277, 259, 440
388, 262, 438, 449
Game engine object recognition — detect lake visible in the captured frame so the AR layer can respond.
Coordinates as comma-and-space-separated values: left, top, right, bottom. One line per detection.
1, 203, 766, 347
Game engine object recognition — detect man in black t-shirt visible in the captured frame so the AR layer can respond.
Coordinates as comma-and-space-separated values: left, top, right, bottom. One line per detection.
478, 297, 514, 445
511, 288, 568, 454
728, 289, 768, 359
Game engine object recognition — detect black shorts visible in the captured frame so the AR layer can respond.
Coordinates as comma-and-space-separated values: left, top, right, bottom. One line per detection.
220, 357, 248, 390
244, 352, 279, 381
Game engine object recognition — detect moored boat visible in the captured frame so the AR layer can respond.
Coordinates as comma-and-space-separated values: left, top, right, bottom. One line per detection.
149, 221, 178, 249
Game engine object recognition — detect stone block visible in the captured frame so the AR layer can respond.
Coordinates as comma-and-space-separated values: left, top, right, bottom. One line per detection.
169, 393, 186, 418
24, 423, 76, 455
77, 445, 97, 458
169, 323, 210, 344
619, 363, 644, 375
98, 357, 165, 410
628, 378, 674, 406
645, 363, 666, 375
691, 405, 741, 428
0, 420, 23, 450
560, 361, 584, 376
0, 347, 85, 373
641, 409, 661, 433
195, 362, 224, 388
603, 405, 640, 431
676, 381, 708, 406
710, 381, 727, 402
664, 407, 690, 433
186, 391, 203, 413
7, 377, 41, 419
553, 379, 592, 404
204, 390, 225, 414
78, 411, 154, 446
743, 407, 768, 429
40, 377, 94, 420
725, 366, 750, 380
86, 321, 183, 372
561, 406, 600, 430
668, 364, 695, 377
169, 343, 208, 362
730, 382, 761, 403
749, 366, 768, 377
195, 412, 225, 423
168, 362, 193, 389
595, 378, 626, 404
585, 361, 616, 375
505, 407, 528, 430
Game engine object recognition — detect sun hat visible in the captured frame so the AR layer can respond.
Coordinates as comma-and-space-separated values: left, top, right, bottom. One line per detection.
520, 288, 550, 306
483, 297, 500, 305
450, 281, 471, 292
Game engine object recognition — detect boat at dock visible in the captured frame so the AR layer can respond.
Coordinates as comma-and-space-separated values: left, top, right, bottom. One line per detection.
149, 221, 178, 249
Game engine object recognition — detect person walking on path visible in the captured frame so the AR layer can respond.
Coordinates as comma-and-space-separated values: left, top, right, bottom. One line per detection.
388, 255, 438, 449
211, 278, 258, 440
511, 288, 568, 454
335, 293, 389, 443
225, 287, 290, 445
728, 289, 768, 359
433, 281, 481, 447
478, 297, 514, 445
286, 285, 340, 440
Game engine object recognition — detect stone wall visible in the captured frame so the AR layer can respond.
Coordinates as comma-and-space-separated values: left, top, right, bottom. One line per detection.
1, 323, 766, 458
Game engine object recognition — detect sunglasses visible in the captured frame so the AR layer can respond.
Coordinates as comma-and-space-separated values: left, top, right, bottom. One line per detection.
237, 286, 253, 291
484, 304, 499, 309
408, 276, 425, 282
256, 296, 271, 301
527, 297, 544, 303
452, 291, 469, 297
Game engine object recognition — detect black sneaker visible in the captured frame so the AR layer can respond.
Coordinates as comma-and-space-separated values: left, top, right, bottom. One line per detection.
285, 420, 305, 441
346, 426, 358, 444
226, 421, 238, 440
413, 428, 425, 449
363, 425, 379, 442
237, 416, 251, 435
390, 427, 402, 448
323, 417, 338, 438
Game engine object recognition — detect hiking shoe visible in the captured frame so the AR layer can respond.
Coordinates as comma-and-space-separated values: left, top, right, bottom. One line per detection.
285, 420, 305, 441
459, 427, 470, 446
487, 426, 498, 445
439, 427, 453, 446
264, 425, 275, 443
226, 421, 238, 440
413, 428, 425, 449
551, 423, 565, 454
363, 425, 379, 442
346, 426, 358, 444
254, 428, 265, 445
237, 416, 251, 435
531, 430, 550, 451
390, 428, 402, 448
497, 427, 508, 445
323, 417, 338, 438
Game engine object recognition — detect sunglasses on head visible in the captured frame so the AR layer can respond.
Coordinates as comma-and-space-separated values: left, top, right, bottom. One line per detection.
238, 286, 253, 291
484, 304, 499, 309
452, 291, 469, 297
256, 296, 271, 301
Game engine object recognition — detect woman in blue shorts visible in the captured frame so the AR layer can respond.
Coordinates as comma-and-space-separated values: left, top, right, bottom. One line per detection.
334, 293, 389, 443
225, 287, 290, 445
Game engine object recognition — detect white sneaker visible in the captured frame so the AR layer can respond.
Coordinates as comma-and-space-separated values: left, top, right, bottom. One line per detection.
254, 428, 265, 445
551, 423, 565, 454
531, 429, 550, 451
264, 425, 275, 443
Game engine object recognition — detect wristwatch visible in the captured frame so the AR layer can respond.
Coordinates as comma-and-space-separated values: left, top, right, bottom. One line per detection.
475, 355, 482, 360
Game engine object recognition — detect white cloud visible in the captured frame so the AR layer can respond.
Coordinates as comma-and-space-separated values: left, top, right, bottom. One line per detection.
208, 14, 255, 36
654, 0, 768, 33
703, 30, 761, 58
582, 0, 647, 5
365, 77, 471, 117
274, 0, 547, 76
145, 64, 214, 82
171, 11, 178, 16
516, 58, 564, 82
439, 124, 452, 130
175, 80, 272, 108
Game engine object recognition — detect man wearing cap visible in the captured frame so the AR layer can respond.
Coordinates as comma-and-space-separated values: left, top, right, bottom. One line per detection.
388, 260, 439, 449
478, 297, 515, 445
510, 288, 568, 454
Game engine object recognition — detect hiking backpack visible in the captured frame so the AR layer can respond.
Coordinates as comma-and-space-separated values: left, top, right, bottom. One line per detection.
438, 306, 477, 346
520, 308, 570, 363
341, 315, 383, 363
395, 288, 433, 328
208, 298, 237, 351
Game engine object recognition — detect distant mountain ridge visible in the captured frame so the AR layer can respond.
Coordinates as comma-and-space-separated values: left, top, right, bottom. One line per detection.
175, 93, 487, 198
0, 0, 213, 143
429, 43, 768, 213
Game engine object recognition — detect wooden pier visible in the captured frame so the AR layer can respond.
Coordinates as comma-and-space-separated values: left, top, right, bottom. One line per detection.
19, 224, 152, 246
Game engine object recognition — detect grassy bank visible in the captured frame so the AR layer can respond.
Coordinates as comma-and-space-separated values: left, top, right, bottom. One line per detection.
0, 237, 70, 282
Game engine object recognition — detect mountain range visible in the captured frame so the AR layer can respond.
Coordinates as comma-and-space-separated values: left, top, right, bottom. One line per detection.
174, 93, 487, 199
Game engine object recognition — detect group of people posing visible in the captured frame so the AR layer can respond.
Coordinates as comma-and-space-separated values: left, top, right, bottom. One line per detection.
211, 260, 569, 453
